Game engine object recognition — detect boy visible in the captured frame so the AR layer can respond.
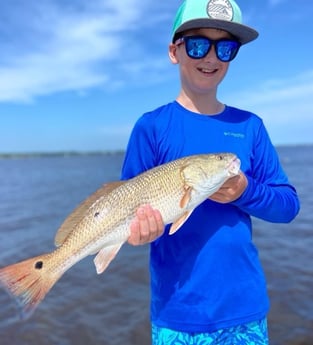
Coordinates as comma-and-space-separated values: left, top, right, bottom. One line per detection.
121, 0, 300, 344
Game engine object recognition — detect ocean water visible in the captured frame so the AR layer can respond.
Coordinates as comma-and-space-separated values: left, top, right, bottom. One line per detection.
0, 146, 312, 345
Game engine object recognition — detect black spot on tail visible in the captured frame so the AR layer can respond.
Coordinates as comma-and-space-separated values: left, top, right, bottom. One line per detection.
35, 261, 43, 270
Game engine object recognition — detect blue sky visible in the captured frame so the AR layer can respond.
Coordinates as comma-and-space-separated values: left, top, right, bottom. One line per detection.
0, 0, 312, 153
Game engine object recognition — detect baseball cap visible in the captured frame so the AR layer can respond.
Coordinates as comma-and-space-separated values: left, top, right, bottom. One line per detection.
172, 0, 259, 44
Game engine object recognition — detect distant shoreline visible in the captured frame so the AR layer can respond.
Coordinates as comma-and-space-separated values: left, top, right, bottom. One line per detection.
0, 150, 125, 159
0, 144, 311, 159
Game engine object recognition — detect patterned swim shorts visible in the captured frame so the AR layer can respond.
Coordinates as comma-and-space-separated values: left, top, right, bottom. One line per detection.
152, 318, 269, 345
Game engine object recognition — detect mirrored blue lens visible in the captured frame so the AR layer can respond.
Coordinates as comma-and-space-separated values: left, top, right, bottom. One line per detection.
184, 36, 240, 62
216, 40, 240, 62
185, 37, 211, 59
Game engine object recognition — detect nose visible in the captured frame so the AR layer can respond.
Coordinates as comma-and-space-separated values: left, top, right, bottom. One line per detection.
203, 44, 218, 61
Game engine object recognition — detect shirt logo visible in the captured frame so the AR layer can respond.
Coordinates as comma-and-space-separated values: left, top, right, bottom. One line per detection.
224, 131, 245, 139
207, 0, 234, 21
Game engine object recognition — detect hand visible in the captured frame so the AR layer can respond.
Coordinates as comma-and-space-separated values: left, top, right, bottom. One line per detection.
128, 205, 164, 246
209, 172, 248, 204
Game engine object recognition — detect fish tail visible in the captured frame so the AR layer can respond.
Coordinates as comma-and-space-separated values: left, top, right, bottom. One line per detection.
0, 254, 61, 320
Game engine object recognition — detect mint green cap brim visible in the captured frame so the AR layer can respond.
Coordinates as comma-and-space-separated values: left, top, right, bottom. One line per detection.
172, 0, 259, 44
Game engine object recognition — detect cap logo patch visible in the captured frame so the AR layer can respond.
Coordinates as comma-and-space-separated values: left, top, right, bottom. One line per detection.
207, 0, 234, 21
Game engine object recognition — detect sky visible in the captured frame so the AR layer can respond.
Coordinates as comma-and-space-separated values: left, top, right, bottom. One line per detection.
0, 0, 312, 153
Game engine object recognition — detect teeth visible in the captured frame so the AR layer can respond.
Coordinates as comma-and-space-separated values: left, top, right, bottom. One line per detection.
200, 68, 215, 73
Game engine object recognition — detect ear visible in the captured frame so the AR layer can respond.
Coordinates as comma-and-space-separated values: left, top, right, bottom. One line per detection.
168, 43, 179, 64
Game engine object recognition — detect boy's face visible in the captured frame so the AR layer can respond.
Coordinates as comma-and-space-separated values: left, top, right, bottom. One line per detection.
169, 28, 233, 96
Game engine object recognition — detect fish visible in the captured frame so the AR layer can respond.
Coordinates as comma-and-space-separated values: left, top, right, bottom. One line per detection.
0, 153, 240, 320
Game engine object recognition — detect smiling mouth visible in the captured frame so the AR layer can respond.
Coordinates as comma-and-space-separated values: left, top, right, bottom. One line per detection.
198, 67, 218, 74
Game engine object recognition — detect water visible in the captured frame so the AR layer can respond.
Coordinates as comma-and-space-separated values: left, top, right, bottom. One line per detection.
0, 147, 312, 345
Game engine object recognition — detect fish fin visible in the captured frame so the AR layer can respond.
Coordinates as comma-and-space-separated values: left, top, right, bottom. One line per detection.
0, 253, 61, 320
55, 181, 125, 247
180, 186, 193, 208
93, 244, 123, 275
169, 210, 194, 235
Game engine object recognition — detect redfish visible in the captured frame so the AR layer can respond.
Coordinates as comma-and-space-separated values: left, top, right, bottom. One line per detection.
0, 153, 240, 319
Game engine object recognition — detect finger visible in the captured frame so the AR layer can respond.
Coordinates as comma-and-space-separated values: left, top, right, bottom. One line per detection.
209, 190, 232, 203
144, 205, 158, 232
144, 205, 165, 239
128, 218, 141, 246
128, 205, 164, 246
135, 206, 151, 243
209, 193, 227, 203
139, 205, 162, 243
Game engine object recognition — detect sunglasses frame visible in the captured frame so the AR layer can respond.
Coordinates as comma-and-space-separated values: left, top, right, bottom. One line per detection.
175, 35, 241, 62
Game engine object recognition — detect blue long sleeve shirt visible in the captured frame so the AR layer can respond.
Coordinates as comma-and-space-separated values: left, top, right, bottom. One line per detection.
121, 101, 300, 333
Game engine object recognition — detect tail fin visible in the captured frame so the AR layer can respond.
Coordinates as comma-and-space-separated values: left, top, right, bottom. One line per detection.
0, 254, 61, 320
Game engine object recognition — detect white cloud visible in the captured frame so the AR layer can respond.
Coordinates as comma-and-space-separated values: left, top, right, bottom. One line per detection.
225, 70, 313, 144
227, 70, 313, 118
0, 0, 173, 103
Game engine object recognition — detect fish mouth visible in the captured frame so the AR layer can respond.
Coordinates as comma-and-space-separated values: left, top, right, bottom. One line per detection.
227, 157, 241, 175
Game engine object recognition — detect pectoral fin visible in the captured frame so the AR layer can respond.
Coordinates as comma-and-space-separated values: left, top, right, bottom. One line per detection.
169, 210, 194, 235
93, 243, 123, 274
180, 186, 192, 208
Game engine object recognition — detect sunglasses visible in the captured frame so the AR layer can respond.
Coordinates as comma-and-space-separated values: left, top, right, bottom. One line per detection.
175, 35, 241, 62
